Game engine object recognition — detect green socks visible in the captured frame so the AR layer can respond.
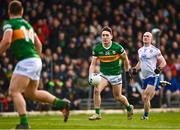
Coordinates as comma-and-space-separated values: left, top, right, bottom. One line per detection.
20, 114, 28, 125
53, 98, 63, 109
126, 105, 131, 112
95, 108, 100, 115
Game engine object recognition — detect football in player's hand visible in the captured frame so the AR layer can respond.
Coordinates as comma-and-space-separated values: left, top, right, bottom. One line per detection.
89, 73, 101, 86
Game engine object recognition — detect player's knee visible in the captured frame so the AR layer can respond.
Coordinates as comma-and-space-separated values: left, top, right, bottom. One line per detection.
94, 88, 101, 95
114, 94, 122, 101
143, 95, 149, 102
8, 89, 12, 97
114, 96, 120, 101
8, 87, 17, 97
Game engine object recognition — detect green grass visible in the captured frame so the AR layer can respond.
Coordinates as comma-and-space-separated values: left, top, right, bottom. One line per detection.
0, 112, 180, 130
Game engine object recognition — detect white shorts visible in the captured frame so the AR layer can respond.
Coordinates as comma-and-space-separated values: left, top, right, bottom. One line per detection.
100, 73, 122, 86
13, 57, 42, 80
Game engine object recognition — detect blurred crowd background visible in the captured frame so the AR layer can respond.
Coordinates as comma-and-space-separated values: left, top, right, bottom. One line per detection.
0, 0, 179, 112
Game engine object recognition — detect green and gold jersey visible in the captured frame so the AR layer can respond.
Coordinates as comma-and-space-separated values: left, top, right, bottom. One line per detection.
93, 41, 124, 75
3, 18, 39, 61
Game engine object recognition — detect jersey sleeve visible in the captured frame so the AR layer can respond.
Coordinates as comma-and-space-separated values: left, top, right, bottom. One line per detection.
117, 44, 125, 54
156, 48, 162, 59
92, 46, 98, 56
92, 43, 100, 57
3, 21, 12, 32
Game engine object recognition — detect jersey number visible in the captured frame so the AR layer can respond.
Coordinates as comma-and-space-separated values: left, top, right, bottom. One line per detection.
20, 26, 34, 43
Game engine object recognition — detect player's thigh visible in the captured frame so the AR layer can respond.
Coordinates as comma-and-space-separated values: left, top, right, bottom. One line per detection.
9, 74, 30, 94
142, 89, 146, 101
95, 77, 108, 93
24, 80, 40, 98
145, 85, 156, 100
112, 84, 122, 97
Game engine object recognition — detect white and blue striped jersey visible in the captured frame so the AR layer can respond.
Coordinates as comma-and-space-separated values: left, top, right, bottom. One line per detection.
138, 45, 161, 79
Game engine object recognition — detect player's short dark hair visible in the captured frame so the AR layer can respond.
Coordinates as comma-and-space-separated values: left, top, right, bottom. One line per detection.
8, 0, 23, 15
102, 26, 112, 34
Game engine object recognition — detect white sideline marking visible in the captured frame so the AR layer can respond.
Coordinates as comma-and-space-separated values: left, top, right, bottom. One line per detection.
0, 108, 180, 117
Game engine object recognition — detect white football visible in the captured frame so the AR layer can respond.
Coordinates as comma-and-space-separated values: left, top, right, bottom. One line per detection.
89, 73, 101, 86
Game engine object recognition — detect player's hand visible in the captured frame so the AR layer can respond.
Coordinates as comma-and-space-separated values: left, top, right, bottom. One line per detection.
129, 67, 137, 76
154, 67, 161, 74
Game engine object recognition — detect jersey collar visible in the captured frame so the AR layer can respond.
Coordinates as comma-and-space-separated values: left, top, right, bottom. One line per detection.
102, 41, 112, 49
10, 16, 22, 19
143, 43, 152, 48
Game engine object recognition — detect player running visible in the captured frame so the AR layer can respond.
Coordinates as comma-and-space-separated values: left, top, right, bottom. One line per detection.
130, 32, 166, 120
88, 26, 133, 120
0, 1, 70, 129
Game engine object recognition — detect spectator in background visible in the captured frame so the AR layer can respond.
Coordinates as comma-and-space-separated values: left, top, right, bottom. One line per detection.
62, 78, 81, 110
33, 18, 50, 45
164, 69, 180, 107
128, 79, 142, 105
75, 69, 89, 98
101, 87, 113, 99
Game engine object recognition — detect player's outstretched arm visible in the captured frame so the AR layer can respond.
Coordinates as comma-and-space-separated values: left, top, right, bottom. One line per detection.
154, 54, 167, 74
121, 51, 132, 81
34, 33, 42, 55
157, 54, 167, 70
129, 61, 141, 76
88, 56, 97, 85
89, 56, 97, 75
134, 61, 141, 71
0, 30, 12, 55
121, 51, 130, 72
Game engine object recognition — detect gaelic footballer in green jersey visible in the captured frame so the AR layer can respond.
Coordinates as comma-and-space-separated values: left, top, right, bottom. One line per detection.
2, 17, 42, 80
92, 41, 124, 75
88, 26, 133, 121
3, 18, 39, 61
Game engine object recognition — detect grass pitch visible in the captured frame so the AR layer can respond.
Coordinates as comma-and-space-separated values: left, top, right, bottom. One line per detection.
0, 112, 180, 130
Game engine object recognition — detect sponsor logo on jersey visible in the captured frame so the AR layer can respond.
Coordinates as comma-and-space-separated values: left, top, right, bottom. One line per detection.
98, 51, 104, 55
105, 51, 110, 55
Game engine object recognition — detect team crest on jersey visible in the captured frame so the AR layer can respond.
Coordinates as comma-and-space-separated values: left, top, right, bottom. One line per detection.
150, 49, 153, 53
144, 49, 147, 52
112, 51, 116, 54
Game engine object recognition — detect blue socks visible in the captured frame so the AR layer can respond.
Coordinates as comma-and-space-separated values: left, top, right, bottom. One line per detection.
144, 112, 148, 117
